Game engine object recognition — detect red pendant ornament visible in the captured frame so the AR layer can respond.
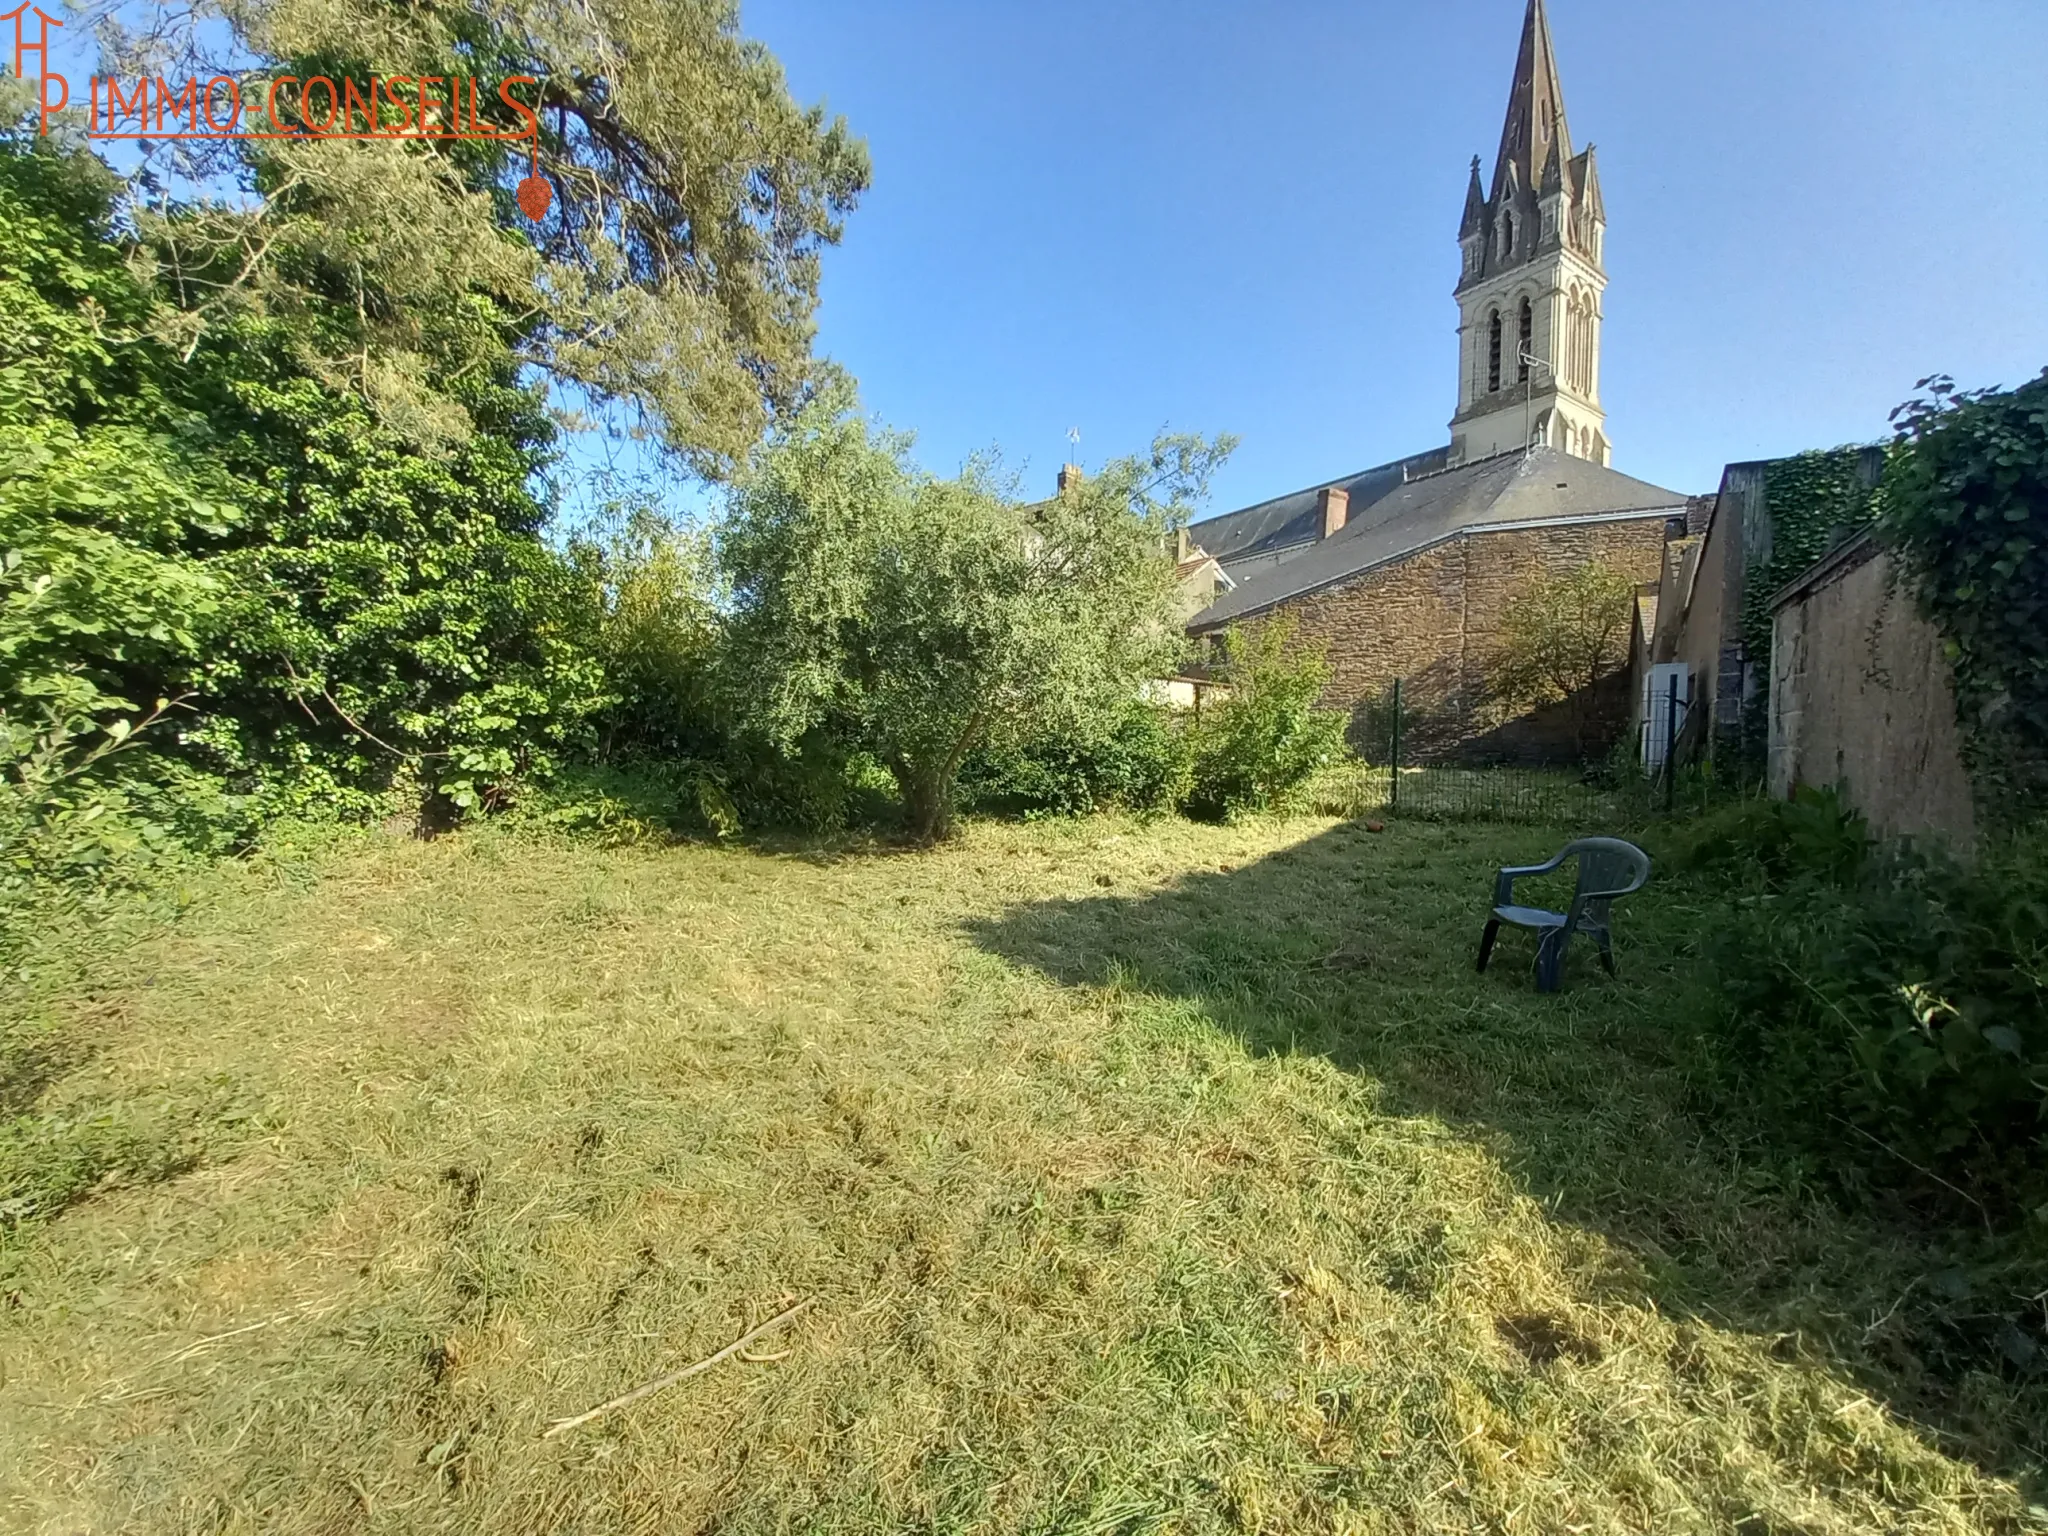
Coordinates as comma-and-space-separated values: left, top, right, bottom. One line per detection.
516, 172, 552, 222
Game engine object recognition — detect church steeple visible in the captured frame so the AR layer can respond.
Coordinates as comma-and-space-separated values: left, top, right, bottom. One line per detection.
1492, 0, 1572, 202
1459, 155, 1487, 240
1449, 0, 1611, 467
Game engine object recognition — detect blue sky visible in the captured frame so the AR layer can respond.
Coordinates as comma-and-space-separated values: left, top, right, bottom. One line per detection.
743, 0, 2048, 514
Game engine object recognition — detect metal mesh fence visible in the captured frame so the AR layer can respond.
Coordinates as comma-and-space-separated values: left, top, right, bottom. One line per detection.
1310, 761, 1646, 823
1310, 673, 1712, 825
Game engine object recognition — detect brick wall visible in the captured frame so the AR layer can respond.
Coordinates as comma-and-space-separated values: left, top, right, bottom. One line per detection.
1251, 515, 1671, 764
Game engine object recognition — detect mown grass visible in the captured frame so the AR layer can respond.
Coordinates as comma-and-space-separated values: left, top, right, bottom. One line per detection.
1, 813, 2043, 1533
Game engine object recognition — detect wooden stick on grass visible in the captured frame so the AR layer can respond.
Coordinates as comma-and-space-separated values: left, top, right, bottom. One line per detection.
542, 1297, 813, 1440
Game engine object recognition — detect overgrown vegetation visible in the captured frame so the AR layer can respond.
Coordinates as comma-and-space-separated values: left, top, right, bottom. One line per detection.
0, 111, 610, 929
1746, 446, 1885, 667
1669, 791, 2048, 1223
1879, 369, 2048, 818
1, 0, 877, 948
1652, 790, 2048, 1426
0, 89, 1277, 946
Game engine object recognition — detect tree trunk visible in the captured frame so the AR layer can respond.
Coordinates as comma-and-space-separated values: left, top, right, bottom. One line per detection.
895, 714, 990, 843
892, 764, 951, 844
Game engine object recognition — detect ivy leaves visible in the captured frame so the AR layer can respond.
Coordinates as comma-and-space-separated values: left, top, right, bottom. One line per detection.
1878, 369, 2048, 815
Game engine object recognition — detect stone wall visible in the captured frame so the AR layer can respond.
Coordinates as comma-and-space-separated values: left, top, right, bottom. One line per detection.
1258, 514, 1671, 764
1769, 537, 1975, 846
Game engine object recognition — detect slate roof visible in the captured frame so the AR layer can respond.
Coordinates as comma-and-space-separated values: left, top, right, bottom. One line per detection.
1187, 446, 1690, 631
1187, 447, 1450, 567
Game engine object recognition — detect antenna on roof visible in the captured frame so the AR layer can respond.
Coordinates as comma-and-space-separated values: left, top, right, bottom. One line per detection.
1518, 348, 1553, 456
1065, 425, 1081, 466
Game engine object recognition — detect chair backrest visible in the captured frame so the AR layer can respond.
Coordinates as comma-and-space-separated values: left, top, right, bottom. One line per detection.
1562, 837, 1650, 928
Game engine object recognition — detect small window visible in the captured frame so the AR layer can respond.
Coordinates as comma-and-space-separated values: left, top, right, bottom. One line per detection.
1487, 311, 1502, 394
1500, 213, 1514, 259
1517, 299, 1533, 382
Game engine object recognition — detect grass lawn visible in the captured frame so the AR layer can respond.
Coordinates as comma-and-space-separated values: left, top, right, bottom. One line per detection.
1, 813, 2042, 1534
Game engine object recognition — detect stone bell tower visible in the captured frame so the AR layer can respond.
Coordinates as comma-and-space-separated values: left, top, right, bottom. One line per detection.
1448, 0, 1610, 466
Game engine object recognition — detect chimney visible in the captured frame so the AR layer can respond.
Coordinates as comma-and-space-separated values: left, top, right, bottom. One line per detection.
1175, 526, 1192, 563
1318, 485, 1350, 539
1057, 463, 1084, 496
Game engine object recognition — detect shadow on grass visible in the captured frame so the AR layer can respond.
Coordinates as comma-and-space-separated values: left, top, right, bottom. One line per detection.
963, 815, 2048, 1490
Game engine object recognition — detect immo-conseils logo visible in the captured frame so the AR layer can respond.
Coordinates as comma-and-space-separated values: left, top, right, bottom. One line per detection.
5, 1, 555, 219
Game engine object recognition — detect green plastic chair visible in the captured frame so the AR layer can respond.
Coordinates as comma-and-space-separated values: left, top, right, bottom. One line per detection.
1475, 837, 1651, 992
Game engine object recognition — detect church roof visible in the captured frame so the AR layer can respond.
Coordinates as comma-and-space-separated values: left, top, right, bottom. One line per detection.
1186, 447, 1690, 631
1493, 0, 1573, 203
1186, 447, 1450, 566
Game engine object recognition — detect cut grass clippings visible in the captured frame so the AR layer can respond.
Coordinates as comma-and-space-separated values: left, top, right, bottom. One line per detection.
0, 813, 2043, 1533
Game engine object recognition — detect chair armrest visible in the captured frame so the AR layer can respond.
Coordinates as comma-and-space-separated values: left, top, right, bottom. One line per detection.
1493, 855, 1565, 905
1578, 878, 1649, 903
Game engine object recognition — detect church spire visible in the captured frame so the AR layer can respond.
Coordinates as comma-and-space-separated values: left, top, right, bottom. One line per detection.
1459, 155, 1487, 239
1449, 0, 1610, 467
1491, 0, 1572, 201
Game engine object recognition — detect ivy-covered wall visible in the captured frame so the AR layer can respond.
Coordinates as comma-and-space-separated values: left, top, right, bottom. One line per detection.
1877, 369, 2048, 822
1703, 445, 1886, 764
1744, 447, 1885, 668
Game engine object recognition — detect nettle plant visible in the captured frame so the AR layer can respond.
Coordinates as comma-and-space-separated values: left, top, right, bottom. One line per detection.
1879, 369, 2048, 816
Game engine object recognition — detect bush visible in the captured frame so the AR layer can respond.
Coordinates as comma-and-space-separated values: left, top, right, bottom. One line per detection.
960, 703, 1192, 820
1675, 791, 2048, 1224
1183, 621, 1350, 822
1655, 785, 1870, 886
569, 508, 723, 763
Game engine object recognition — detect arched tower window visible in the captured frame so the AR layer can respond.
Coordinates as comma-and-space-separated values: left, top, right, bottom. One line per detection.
1487, 310, 1502, 394
1500, 213, 1514, 261
1517, 299, 1533, 382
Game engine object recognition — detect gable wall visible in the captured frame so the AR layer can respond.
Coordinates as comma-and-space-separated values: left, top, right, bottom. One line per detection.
1769, 543, 1975, 846
1245, 516, 1669, 763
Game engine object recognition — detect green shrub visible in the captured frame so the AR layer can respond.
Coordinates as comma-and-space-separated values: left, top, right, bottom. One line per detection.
960, 703, 1191, 820
2, 128, 610, 843
1183, 621, 1350, 822
1678, 792, 2048, 1223
569, 508, 723, 762
1655, 785, 1871, 886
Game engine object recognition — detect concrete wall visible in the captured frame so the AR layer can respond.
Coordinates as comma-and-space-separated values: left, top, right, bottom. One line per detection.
1670, 462, 1762, 759
1253, 514, 1670, 764
1769, 538, 1975, 845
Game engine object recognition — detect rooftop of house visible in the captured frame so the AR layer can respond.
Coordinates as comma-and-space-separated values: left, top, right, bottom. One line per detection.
1187, 446, 1692, 631
1187, 447, 1452, 567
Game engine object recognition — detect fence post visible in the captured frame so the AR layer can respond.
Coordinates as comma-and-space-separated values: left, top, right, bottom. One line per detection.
1389, 678, 1403, 814
1663, 672, 1679, 815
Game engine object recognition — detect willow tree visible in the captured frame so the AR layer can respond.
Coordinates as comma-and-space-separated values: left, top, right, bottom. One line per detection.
96, 0, 869, 470
718, 387, 1230, 841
